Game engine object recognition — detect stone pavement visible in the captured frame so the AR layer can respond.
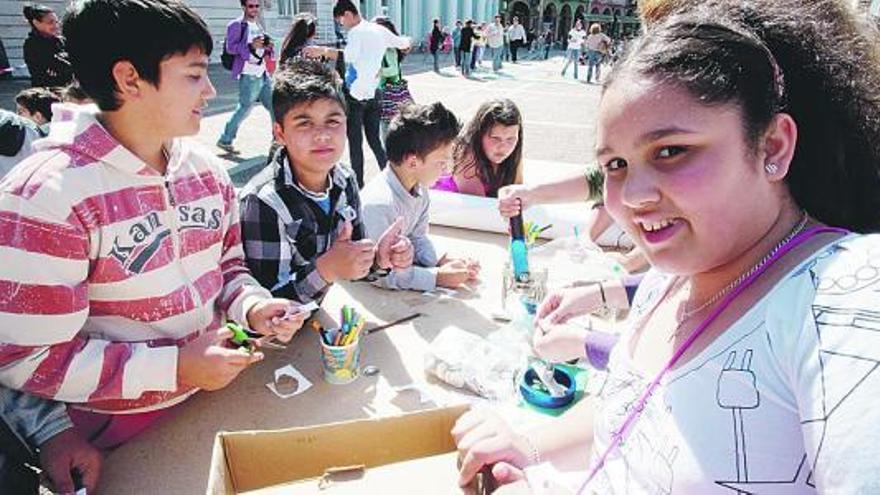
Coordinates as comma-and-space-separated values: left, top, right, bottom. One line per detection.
0, 49, 605, 186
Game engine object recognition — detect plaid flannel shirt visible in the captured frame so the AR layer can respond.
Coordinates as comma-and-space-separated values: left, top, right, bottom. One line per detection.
239, 150, 365, 302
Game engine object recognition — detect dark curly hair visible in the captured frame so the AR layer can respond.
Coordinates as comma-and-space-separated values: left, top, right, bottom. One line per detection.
608, 0, 880, 232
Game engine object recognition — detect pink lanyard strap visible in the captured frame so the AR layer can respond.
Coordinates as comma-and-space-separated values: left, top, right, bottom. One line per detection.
577, 226, 849, 493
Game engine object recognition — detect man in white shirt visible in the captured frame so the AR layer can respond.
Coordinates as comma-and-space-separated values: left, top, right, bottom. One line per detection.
507, 16, 526, 63
486, 15, 504, 72
217, 0, 274, 153
303, 0, 410, 187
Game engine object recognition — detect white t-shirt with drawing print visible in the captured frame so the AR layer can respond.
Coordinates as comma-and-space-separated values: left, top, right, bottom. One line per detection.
527, 233, 880, 494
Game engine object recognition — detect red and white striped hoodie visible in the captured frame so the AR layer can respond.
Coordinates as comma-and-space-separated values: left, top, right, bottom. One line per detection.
0, 104, 271, 414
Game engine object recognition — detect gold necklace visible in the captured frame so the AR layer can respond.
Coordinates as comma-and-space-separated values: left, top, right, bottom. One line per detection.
667, 212, 809, 342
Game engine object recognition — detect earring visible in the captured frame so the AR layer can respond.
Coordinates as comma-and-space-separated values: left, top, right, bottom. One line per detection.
764, 162, 779, 175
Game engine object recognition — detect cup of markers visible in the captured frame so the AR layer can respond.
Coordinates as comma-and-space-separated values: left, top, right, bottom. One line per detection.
317, 305, 366, 385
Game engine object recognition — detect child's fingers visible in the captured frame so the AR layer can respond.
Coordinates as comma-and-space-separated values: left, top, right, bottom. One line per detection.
337, 220, 353, 241
215, 327, 234, 342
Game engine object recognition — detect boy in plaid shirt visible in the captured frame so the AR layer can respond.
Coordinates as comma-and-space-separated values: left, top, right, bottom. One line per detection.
240, 60, 413, 302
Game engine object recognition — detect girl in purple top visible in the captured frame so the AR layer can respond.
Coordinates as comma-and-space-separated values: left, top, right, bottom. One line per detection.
433, 98, 524, 197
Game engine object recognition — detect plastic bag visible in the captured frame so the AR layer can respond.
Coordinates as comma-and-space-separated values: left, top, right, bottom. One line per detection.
424, 327, 528, 401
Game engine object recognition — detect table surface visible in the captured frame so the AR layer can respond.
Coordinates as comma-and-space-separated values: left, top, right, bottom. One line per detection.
97, 226, 540, 494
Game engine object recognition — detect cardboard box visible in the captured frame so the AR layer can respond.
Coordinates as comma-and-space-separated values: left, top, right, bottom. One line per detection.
207, 405, 477, 494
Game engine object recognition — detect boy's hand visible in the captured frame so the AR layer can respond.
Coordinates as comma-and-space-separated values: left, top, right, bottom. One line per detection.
316, 220, 375, 282
39, 428, 102, 494
247, 298, 308, 343
376, 216, 414, 270
463, 258, 481, 279
177, 328, 264, 391
441, 256, 481, 277
497, 185, 532, 218
437, 259, 471, 288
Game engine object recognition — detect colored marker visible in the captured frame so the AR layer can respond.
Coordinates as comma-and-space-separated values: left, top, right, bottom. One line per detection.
509, 213, 531, 284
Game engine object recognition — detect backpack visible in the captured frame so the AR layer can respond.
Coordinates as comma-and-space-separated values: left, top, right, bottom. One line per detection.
221, 22, 247, 71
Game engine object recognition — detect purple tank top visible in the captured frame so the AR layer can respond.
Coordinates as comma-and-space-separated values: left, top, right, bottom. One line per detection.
431, 174, 460, 193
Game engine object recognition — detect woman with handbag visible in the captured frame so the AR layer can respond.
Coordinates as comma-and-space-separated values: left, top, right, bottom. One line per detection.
452, 0, 880, 493
374, 16, 412, 143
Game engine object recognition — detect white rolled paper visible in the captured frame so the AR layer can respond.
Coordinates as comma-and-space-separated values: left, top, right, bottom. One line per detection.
427, 189, 592, 240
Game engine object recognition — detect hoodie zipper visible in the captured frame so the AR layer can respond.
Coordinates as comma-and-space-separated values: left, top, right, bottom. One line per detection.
163, 158, 206, 327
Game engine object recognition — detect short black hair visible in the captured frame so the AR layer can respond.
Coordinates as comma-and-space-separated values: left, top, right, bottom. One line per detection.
332, 0, 358, 18
62, 0, 213, 111
386, 102, 460, 164
15, 87, 61, 123
61, 82, 91, 104
272, 58, 346, 123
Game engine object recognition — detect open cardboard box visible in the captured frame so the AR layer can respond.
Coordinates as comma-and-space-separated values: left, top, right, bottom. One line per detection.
207, 405, 482, 494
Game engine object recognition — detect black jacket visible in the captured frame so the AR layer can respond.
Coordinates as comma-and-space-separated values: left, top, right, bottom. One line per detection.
460, 27, 479, 52
429, 27, 444, 53
23, 30, 73, 87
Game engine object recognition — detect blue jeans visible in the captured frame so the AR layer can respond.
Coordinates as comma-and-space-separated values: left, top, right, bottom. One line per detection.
219, 73, 273, 145
490, 46, 503, 71
586, 50, 603, 82
461, 51, 472, 76
432, 51, 439, 71
561, 48, 580, 79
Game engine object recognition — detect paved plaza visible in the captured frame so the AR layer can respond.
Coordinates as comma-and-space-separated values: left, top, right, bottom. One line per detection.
0, 50, 605, 185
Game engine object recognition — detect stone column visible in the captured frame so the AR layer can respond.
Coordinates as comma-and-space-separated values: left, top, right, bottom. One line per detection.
462, 0, 474, 20
445, 0, 457, 24
388, 0, 402, 27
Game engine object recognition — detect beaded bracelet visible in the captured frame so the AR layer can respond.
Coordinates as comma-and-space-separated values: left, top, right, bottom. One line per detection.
520, 433, 542, 465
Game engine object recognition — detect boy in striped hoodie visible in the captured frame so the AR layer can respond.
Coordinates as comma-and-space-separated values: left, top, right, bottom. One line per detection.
0, 0, 308, 489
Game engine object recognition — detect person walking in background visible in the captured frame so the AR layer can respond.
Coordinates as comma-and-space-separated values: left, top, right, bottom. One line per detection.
279, 12, 317, 65
216, 0, 274, 154
374, 16, 408, 142
471, 22, 486, 71
459, 20, 477, 78
502, 17, 511, 61
507, 16, 526, 63
303, 0, 411, 187
542, 29, 553, 59
429, 18, 443, 73
22, 4, 73, 88
452, 20, 462, 67
561, 19, 585, 79
487, 15, 504, 72
584, 22, 611, 83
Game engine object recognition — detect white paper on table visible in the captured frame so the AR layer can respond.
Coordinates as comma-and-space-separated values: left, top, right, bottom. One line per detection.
265, 364, 313, 399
